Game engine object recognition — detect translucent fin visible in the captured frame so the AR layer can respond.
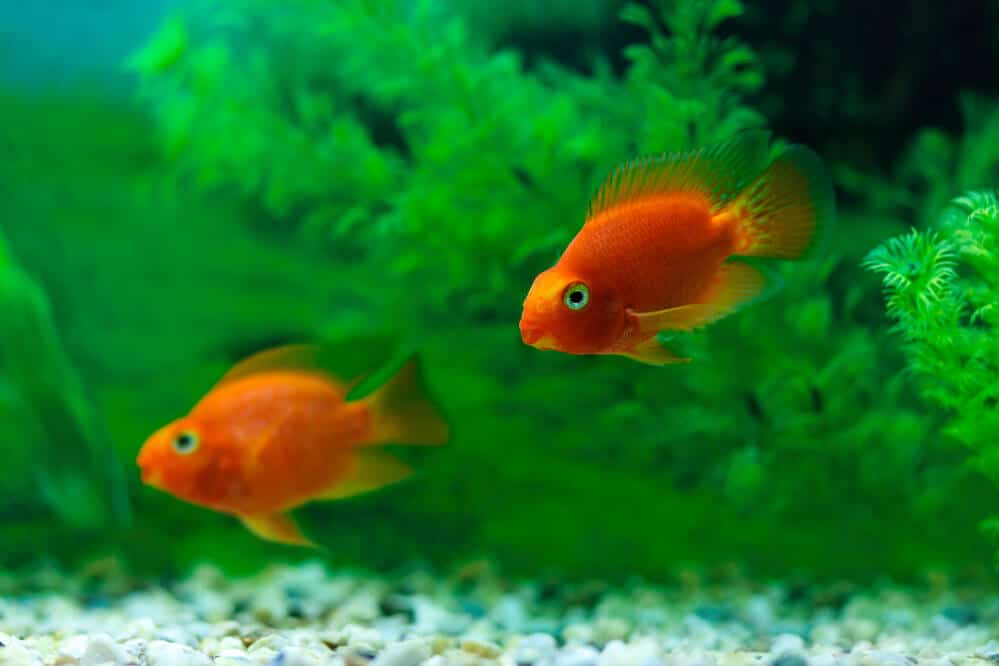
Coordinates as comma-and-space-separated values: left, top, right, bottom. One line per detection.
730, 144, 836, 259
213, 335, 401, 391
586, 131, 771, 221
621, 335, 690, 366
632, 262, 772, 332
318, 450, 411, 501
366, 355, 450, 446
239, 512, 316, 547
615, 335, 690, 365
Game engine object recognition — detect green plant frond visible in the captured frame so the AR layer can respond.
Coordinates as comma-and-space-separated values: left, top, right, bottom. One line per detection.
867, 187, 999, 548
863, 228, 959, 315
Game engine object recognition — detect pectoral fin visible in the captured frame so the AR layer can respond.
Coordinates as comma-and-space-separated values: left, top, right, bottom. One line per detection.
620, 336, 690, 366
239, 512, 316, 547
318, 450, 412, 501
632, 262, 772, 333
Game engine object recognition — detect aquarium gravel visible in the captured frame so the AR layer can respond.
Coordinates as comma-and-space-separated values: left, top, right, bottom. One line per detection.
1, 562, 997, 666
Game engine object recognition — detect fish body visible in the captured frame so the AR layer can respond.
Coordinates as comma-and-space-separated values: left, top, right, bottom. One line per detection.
137, 343, 449, 546
519, 131, 835, 364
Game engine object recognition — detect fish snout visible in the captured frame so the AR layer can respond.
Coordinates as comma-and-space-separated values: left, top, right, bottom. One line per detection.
519, 316, 544, 345
138, 462, 159, 486
136, 449, 161, 486
519, 316, 559, 350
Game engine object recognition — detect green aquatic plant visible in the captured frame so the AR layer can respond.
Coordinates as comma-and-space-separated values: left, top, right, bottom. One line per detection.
864, 192, 999, 494
0, 226, 128, 530
835, 94, 999, 244
127, 0, 767, 315
621, 0, 765, 151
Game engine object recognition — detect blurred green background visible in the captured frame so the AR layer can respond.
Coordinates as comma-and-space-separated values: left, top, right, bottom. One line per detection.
2, 0, 999, 584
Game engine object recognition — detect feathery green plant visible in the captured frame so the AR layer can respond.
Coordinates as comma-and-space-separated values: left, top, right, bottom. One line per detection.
621, 0, 765, 151
864, 192, 999, 503
127, 0, 767, 316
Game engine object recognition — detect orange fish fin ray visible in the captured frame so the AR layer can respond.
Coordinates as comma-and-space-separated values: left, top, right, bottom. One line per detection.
632, 262, 773, 333
586, 130, 771, 221
365, 354, 449, 446
318, 450, 411, 501
213, 344, 355, 390
239, 512, 316, 547
620, 336, 690, 366
729, 143, 836, 259
212, 335, 405, 392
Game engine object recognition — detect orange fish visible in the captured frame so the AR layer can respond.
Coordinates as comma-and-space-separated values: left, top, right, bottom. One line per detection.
136, 342, 449, 546
519, 131, 835, 364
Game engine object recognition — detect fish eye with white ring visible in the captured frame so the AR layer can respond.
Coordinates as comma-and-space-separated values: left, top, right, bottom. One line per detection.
172, 430, 200, 455
563, 283, 589, 310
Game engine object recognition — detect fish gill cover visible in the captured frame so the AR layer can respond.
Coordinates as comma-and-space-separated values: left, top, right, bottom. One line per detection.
0, 0, 997, 584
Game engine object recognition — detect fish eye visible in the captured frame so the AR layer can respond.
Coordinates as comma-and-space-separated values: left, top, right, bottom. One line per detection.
172, 431, 199, 455
563, 283, 590, 311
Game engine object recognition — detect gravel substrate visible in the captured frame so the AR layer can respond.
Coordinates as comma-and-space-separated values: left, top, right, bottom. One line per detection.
0, 561, 997, 665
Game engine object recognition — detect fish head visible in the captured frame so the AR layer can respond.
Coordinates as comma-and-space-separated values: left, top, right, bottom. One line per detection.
519, 266, 625, 354
136, 417, 236, 509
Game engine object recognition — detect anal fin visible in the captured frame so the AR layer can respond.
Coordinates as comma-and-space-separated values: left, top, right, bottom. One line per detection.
318, 450, 411, 501
632, 261, 772, 333
620, 335, 690, 366
239, 512, 316, 547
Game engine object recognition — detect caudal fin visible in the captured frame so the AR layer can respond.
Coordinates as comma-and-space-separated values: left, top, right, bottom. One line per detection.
730, 144, 835, 260
366, 355, 449, 446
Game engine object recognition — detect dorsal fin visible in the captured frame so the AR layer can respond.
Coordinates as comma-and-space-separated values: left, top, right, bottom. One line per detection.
585, 131, 772, 222
213, 334, 401, 392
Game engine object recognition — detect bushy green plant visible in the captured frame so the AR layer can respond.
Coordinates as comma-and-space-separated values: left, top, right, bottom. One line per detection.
620, 0, 765, 152
864, 192, 999, 500
127, 0, 769, 316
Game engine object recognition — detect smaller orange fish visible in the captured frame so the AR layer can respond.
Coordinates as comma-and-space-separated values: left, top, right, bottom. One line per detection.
136, 341, 449, 546
519, 131, 835, 364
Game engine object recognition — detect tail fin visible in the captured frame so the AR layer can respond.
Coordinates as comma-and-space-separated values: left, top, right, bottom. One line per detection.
366, 355, 449, 446
730, 144, 836, 260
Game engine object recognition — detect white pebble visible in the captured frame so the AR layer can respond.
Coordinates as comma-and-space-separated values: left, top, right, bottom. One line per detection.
770, 633, 806, 654
58, 634, 91, 660
146, 639, 212, 666
80, 633, 131, 666
556, 645, 600, 666
513, 634, 558, 664
372, 639, 432, 666
250, 635, 291, 653
268, 646, 325, 666
598, 639, 661, 666
0, 635, 40, 666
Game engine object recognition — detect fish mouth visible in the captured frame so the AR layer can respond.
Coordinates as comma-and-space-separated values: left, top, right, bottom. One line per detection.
530, 336, 558, 351
139, 464, 161, 487
519, 319, 558, 350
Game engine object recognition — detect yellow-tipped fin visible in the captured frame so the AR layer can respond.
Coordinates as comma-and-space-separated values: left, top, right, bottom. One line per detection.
366, 355, 449, 446
631, 262, 772, 333
730, 144, 836, 259
239, 512, 316, 547
318, 450, 412, 501
621, 335, 690, 366
586, 131, 771, 221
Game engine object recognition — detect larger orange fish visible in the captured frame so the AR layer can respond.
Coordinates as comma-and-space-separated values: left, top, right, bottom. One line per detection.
136, 342, 449, 546
519, 131, 835, 364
